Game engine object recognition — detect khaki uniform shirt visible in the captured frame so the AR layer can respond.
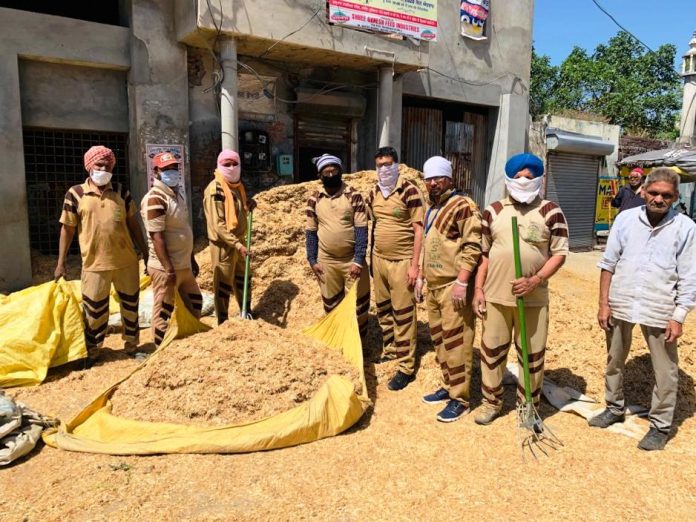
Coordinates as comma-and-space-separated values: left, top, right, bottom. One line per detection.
141, 179, 193, 272
367, 177, 424, 261
202, 179, 248, 252
423, 190, 482, 289
59, 179, 138, 272
306, 183, 367, 262
481, 196, 569, 307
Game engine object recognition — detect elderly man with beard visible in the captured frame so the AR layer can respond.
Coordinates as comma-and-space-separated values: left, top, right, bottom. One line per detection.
612, 167, 645, 213
366, 146, 425, 391
55, 145, 148, 366
472, 153, 569, 426
305, 154, 370, 335
591, 168, 696, 451
417, 156, 482, 422
203, 150, 255, 324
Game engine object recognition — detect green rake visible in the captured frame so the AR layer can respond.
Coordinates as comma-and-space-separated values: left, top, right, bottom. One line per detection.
511, 216, 562, 458
240, 210, 254, 320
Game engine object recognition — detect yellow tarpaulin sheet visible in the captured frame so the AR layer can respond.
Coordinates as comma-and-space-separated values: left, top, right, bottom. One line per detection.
0, 281, 87, 387
0, 276, 152, 388
44, 284, 368, 454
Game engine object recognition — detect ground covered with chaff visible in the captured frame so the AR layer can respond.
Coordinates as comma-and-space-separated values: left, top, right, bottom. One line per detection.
4, 169, 696, 520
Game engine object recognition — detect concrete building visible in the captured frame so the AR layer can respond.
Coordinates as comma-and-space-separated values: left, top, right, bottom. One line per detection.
679, 30, 696, 146
0, 0, 534, 291
530, 115, 619, 250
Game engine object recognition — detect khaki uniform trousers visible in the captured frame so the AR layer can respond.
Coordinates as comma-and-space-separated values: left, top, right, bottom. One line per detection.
210, 243, 250, 323
426, 283, 475, 405
150, 267, 203, 347
317, 257, 370, 336
604, 318, 679, 433
480, 302, 548, 409
81, 263, 140, 355
373, 255, 417, 375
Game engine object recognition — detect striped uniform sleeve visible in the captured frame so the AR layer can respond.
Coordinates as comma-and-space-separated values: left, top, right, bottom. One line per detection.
401, 181, 425, 224
144, 190, 168, 233
540, 201, 570, 256
59, 187, 81, 227
365, 188, 375, 220
480, 207, 494, 254
306, 192, 319, 231
122, 185, 137, 218
350, 190, 368, 228
454, 199, 482, 272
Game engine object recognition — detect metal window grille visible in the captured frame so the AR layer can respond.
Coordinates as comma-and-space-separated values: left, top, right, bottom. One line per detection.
23, 127, 130, 255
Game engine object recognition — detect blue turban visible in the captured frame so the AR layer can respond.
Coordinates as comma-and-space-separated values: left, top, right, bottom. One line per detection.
504, 153, 544, 178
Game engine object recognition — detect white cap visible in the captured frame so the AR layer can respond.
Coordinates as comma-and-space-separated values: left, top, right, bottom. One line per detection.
423, 156, 452, 180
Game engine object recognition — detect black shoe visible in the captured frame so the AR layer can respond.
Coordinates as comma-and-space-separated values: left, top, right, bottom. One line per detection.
387, 371, 414, 391
436, 400, 470, 423
638, 427, 669, 451
588, 409, 625, 428
422, 388, 450, 404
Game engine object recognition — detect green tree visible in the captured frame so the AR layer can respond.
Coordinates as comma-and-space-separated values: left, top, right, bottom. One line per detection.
529, 47, 557, 117
530, 31, 682, 138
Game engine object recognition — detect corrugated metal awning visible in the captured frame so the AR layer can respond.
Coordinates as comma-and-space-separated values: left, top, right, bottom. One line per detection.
546, 128, 615, 156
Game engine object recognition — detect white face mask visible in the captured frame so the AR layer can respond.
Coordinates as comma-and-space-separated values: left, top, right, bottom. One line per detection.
160, 169, 180, 188
505, 176, 543, 204
219, 164, 241, 183
90, 169, 112, 187
377, 163, 399, 197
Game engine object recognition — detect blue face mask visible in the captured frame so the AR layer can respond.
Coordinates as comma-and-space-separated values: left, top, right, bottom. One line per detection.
160, 169, 180, 188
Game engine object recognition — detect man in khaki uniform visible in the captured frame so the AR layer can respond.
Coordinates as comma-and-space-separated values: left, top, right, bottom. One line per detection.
203, 149, 254, 324
472, 153, 569, 425
416, 156, 482, 422
366, 146, 425, 391
142, 152, 202, 348
55, 145, 148, 366
306, 154, 370, 334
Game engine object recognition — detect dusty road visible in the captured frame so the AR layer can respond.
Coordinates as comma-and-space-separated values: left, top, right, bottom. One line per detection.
3, 251, 696, 521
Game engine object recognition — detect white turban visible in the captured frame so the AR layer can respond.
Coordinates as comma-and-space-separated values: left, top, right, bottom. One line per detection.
423, 156, 452, 179
313, 154, 342, 173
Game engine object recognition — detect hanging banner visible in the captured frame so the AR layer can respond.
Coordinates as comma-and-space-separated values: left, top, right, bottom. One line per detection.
328, 0, 438, 41
460, 0, 489, 40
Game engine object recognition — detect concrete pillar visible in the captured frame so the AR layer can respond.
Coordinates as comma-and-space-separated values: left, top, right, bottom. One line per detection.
679, 79, 696, 146
0, 55, 32, 291
378, 66, 393, 148
220, 38, 239, 152
484, 93, 529, 206
127, 0, 191, 212
390, 75, 403, 160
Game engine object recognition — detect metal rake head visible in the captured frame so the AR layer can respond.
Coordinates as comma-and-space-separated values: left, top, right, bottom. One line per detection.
516, 402, 563, 460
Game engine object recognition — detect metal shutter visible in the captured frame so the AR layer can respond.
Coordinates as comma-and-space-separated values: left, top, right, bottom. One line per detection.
402, 107, 442, 171
545, 151, 599, 251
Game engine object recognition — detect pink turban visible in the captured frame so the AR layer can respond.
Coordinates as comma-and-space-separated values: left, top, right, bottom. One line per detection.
84, 146, 116, 172
217, 150, 240, 168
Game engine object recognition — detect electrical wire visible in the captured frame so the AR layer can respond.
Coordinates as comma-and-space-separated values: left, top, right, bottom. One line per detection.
258, 6, 323, 59
589, 0, 681, 75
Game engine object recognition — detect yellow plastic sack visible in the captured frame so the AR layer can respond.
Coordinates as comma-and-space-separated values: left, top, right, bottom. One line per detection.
0, 281, 87, 387
44, 285, 368, 454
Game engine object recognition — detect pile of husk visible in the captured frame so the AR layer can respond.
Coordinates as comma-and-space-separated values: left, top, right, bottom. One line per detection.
110, 317, 362, 426
194, 165, 426, 328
